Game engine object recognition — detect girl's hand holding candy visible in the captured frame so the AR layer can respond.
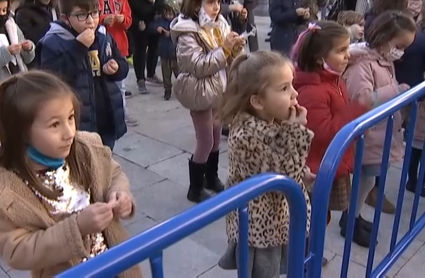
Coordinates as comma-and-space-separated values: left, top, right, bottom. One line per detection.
108, 191, 133, 219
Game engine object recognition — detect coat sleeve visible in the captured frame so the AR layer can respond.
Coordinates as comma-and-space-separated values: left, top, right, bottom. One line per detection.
269, 0, 299, 25
298, 85, 368, 146
0, 213, 87, 270
37, 38, 88, 83
176, 33, 228, 78
120, 0, 133, 30
0, 46, 13, 68
344, 61, 400, 106
17, 26, 35, 65
106, 158, 136, 218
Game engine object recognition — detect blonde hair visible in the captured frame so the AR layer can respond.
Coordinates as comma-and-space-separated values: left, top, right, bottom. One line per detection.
337, 11, 364, 26
221, 51, 293, 124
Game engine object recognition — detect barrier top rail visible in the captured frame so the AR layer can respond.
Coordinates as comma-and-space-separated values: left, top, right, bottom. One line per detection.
58, 173, 308, 278
308, 81, 425, 278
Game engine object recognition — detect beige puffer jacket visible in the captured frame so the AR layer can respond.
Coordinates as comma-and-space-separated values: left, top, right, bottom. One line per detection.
170, 14, 234, 111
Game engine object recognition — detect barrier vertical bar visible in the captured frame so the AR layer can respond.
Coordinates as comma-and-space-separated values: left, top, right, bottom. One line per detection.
366, 116, 394, 277
238, 207, 249, 278
390, 103, 418, 251
410, 138, 425, 229
341, 136, 364, 277
150, 253, 164, 278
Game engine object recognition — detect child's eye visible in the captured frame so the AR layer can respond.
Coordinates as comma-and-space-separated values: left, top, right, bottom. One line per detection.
68, 114, 75, 121
282, 86, 288, 91
50, 122, 60, 128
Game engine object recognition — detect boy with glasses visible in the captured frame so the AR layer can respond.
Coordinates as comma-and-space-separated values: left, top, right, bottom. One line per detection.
37, 0, 129, 150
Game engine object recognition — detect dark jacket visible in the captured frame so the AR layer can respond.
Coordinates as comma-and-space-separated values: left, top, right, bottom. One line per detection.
394, 32, 425, 88
220, 0, 248, 34
128, 0, 164, 31
149, 16, 176, 60
269, 0, 306, 55
15, 1, 59, 68
36, 21, 128, 140
15, 1, 59, 44
364, 11, 377, 32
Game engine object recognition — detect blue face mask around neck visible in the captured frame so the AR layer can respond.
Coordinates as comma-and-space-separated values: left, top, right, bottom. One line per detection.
27, 145, 65, 170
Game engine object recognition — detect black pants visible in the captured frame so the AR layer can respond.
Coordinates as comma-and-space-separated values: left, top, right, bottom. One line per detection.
127, 30, 134, 57
245, 3, 259, 52
408, 147, 423, 184
161, 58, 179, 91
131, 29, 159, 81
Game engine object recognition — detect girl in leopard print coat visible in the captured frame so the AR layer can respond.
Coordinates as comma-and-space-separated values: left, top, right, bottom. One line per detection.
218, 51, 314, 278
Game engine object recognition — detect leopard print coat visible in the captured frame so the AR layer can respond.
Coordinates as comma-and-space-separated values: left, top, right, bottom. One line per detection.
225, 113, 314, 248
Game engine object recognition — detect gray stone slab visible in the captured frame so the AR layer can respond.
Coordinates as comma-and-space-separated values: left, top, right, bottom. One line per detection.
131, 106, 193, 138
0, 267, 8, 278
395, 242, 425, 277
325, 210, 423, 277
7, 270, 30, 278
197, 265, 236, 278
113, 155, 165, 192
125, 217, 220, 278
189, 218, 229, 256
0, 261, 9, 274
114, 132, 183, 168
132, 179, 194, 222
151, 124, 229, 154
322, 255, 369, 278
147, 153, 227, 189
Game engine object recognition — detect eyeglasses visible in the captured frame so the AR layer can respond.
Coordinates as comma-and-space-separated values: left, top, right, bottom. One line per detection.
70, 10, 100, 21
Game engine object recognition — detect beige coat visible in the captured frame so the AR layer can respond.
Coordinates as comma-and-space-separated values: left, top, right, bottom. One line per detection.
170, 14, 240, 111
225, 113, 313, 248
0, 132, 141, 278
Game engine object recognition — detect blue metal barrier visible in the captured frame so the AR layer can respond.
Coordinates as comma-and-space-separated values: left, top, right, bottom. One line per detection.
308, 81, 425, 278
58, 173, 308, 278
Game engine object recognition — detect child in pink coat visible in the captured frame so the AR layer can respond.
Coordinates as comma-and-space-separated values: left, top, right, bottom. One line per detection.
343, 11, 416, 247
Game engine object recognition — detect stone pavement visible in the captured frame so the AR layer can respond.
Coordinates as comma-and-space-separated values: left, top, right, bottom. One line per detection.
2, 16, 425, 278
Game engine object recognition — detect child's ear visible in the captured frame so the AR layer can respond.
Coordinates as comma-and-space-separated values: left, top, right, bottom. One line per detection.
60, 14, 69, 23
250, 94, 264, 111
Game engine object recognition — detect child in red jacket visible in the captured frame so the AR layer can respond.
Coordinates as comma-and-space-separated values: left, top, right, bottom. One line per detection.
292, 21, 374, 248
99, 0, 138, 127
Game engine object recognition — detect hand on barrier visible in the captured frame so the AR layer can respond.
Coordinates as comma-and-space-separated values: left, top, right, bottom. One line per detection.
303, 167, 316, 185
108, 191, 133, 219
289, 104, 308, 125
398, 83, 410, 93
77, 202, 115, 236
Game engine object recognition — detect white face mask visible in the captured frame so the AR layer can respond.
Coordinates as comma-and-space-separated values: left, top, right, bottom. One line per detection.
389, 46, 404, 61
198, 6, 219, 29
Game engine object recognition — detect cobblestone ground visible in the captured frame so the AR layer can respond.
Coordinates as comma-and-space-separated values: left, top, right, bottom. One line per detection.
1, 16, 425, 278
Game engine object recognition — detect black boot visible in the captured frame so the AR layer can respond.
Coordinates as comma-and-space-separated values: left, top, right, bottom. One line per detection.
164, 90, 171, 100
406, 147, 422, 193
340, 217, 374, 248
221, 126, 229, 137
204, 151, 225, 193
339, 211, 373, 232
187, 158, 210, 203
